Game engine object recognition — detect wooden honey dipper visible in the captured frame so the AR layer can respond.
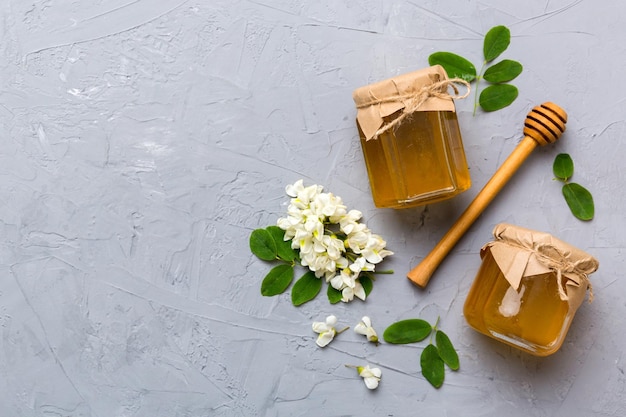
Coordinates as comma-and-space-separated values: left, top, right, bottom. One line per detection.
407, 102, 568, 288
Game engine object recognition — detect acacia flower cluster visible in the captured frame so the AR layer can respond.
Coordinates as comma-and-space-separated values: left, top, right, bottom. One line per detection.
277, 180, 393, 303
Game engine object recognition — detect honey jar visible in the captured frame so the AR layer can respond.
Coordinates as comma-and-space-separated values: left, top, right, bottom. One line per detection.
464, 223, 599, 356
352, 65, 471, 209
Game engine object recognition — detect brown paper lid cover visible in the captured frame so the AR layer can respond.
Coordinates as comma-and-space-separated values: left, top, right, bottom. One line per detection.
481, 223, 599, 310
352, 65, 456, 141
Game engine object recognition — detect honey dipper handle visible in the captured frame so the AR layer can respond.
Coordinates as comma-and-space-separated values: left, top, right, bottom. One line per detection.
407, 102, 567, 288
407, 137, 538, 288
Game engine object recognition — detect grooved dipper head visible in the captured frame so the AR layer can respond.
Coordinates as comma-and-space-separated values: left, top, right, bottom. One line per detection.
523, 102, 567, 146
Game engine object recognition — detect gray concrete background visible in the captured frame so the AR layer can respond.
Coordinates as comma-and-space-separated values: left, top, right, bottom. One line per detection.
1, 1, 624, 416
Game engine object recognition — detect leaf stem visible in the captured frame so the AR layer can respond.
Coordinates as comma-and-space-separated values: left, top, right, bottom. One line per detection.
433, 316, 441, 330
430, 316, 441, 343
472, 61, 487, 116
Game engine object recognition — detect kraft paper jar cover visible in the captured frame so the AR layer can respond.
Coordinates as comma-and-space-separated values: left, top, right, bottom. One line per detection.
481, 223, 599, 312
352, 65, 456, 141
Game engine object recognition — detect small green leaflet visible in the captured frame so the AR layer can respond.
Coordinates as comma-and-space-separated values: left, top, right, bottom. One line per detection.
250, 228, 277, 261
327, 284, 343, 304
291, 271, 322, 306
479, 84, 519, 112
383, 319, 432, 344
435, 330, 460, 371
483, 59, 523, 83
428, 52, 477, 82
260, 264, 294, 296
360, 274, 374, 297
421, 344, 445, 388
483, 25, 511, 62
563, 183, 595, 221
552, 153, 595, 221
553, 153, 574, 181
266, 225, 297, 262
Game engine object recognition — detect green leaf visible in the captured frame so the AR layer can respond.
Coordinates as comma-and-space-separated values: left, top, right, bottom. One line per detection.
291, 271, 322, 306
260, 264, 294, 296
383, 319, 432, 344
359, 274, 374, 297
483, 59, 523, 83
428, 52, 477, 82
435, 330, 460, 371
553, 153, 574, 181
421, 344, 445, 388
266, 225, 297, 262
249, 228, 277, 261
562, 183, 595, 221
483, 25, 511, 62
327, 284, 342, 304
479, 84, 518, 112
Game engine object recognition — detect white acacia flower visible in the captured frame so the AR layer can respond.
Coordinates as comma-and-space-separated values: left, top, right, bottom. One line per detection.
321, 235, 345, 260
349, 257, 375, 274
335, 256, 349, 270
304, 216, 324, 239
328, 268, 366, 303
345, 228, 371, 253
293, 229, 314, 254
346, 365, 382, 390
312, 315, 339, 347
359, 365, 382, 389
361, 234, 394, 264
329, 268, 354, 291
308, 253, 335, 278
312, 192, 342, 216
341, 280, 365, 302
354, 316, 379, 343
336, 209, 362, 232
286, 179, 323, 204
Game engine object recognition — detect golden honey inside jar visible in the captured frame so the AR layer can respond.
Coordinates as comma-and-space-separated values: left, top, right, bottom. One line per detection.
464, 224, 599, 356
353, 66, 471, 209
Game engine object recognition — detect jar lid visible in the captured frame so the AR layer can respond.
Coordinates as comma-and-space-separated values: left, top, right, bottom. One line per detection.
481, 223, 599, 310
352, 65, 458, 141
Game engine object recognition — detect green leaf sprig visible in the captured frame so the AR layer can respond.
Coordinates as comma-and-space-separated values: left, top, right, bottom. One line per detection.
553, 153, 595, 221
429, 25, 523, 114
383, 318, 459, 388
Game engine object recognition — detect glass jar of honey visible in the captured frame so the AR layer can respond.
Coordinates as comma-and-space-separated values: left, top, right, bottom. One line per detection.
464, 223, 599, 356
352, 65, 471, 209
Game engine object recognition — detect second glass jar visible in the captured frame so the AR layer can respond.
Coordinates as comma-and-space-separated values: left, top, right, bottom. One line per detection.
464, 223, 599, 356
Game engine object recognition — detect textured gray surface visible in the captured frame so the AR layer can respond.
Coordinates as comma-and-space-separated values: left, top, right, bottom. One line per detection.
1, 1, 624, 416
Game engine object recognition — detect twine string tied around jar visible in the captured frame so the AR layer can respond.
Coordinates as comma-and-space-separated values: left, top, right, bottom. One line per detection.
533, 243, 595, 303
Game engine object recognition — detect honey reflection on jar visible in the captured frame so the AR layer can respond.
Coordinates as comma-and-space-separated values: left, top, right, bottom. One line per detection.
464, 248, 572, 356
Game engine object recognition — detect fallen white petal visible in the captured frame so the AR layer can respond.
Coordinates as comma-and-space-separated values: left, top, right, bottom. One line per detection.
316, 330, 335, 347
